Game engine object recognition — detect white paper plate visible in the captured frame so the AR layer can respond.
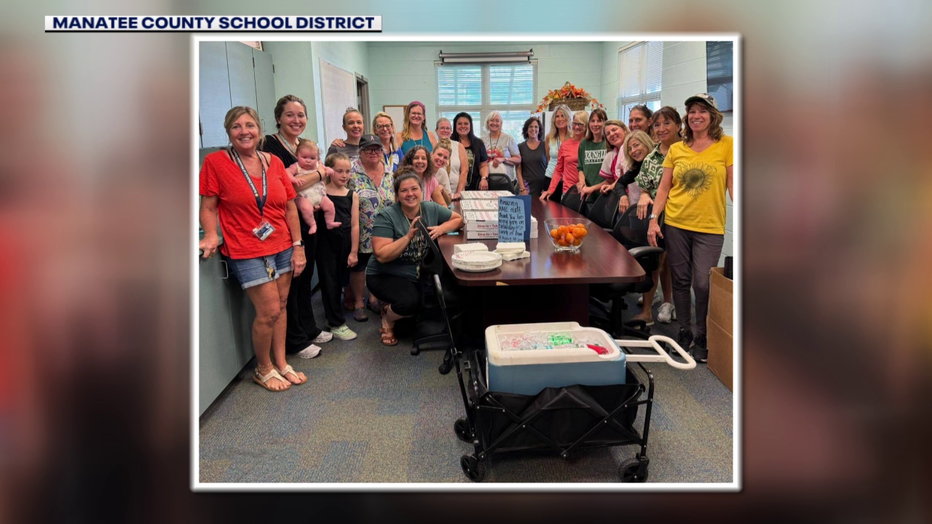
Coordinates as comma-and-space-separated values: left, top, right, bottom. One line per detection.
452, 251, 502, 272
455, 260, 502, 272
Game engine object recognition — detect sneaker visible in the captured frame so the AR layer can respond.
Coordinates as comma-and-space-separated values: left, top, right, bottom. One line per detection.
330, 324, 357, 341
691, 334, 708, 363
657, 303, 675, 324
637, 291, 663, 306
677, 327, 693, 351
312, 331, 333, 344
296, 344, 322, 359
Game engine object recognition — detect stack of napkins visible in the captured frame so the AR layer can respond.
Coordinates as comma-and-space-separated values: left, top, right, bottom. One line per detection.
495, 242, 530, 261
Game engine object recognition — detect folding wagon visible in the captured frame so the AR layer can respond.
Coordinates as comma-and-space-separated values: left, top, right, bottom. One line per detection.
449, 323, 694, 482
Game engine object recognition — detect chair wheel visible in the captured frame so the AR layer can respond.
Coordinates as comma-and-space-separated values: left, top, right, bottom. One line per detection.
438, 361, 453, 375
453, 418, 472, 442
460, 454, 485, 482
411, 346, 420, 356
618, 456, 649, 483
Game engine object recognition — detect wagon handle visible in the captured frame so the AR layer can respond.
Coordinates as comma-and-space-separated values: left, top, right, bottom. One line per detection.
615, 336, 696, 370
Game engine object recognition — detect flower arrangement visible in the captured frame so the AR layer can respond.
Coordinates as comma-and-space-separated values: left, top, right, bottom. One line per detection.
536, 82, 604, 113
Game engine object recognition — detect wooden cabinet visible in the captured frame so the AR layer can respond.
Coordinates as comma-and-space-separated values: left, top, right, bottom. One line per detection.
199, 42, 277, 148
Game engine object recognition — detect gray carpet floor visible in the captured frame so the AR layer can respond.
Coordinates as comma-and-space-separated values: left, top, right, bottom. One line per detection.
198, 290, 734, 484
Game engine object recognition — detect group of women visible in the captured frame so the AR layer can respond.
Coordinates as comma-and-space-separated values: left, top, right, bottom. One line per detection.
198, 93, 732, 391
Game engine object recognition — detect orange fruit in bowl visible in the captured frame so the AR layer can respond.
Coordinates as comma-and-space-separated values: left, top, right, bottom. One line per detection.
550, 228, 559, 239
565, 233, 575, 245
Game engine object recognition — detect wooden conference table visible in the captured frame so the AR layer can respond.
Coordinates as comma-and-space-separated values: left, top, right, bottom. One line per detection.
439, 198, 645, 328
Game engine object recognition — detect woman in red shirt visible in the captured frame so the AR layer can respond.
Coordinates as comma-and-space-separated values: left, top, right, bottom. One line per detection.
539, 111, 588, 202
199, 106, 308, 392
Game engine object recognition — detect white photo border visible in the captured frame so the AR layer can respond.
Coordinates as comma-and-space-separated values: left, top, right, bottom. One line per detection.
191, 32, 742, 492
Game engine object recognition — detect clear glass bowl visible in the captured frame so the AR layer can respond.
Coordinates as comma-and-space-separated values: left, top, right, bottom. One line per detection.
544, 218, 591, 252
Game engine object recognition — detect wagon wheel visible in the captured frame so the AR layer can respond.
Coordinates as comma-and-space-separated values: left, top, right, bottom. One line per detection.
460, 454, 486, 482
453, 418, 473, 442
618, 457, 649, 483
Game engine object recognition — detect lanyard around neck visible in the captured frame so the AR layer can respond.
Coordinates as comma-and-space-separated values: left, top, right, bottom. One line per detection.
277, 132, 298, 158
230, 148, 268, 216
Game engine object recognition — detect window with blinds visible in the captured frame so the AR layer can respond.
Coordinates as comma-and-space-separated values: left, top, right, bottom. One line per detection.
437, 62, 536, 140
706, 41, 734, 112
617, 41, 663, 122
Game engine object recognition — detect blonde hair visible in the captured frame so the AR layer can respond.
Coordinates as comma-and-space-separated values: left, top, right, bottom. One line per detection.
372, 111, 396, 149
622, 131, 656, 171
435, 137, 453, 154
223, 106, 264, 149
572, 111, 589, 140
295, 138, 319, 156
546, 104, 573, 148
400, 101, 426, 142
602, 120, 629, 152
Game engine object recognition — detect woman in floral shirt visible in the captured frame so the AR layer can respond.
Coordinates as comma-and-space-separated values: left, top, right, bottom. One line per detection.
345, 134, 395, 319
634, 106, 683, 326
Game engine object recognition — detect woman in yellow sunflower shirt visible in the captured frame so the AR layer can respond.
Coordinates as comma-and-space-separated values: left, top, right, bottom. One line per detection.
647, 93, 734, 363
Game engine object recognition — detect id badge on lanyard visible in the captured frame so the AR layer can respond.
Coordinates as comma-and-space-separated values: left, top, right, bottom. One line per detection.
231, 148, 273, 241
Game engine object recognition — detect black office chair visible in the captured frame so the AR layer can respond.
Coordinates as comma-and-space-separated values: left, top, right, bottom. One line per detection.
412, 220, 463, 374
487, 173, 517, 194
560, 185, 586, 215
587, 190, 622, 231
589, 204, 664, 339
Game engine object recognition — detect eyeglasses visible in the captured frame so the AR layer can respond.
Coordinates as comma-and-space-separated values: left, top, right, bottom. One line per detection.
375, 124, 392, 130
363, 148, 382, 154
571, 123, 586, 128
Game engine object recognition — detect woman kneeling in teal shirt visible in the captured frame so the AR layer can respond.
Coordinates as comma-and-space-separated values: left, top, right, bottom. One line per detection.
365, 169, 463, 346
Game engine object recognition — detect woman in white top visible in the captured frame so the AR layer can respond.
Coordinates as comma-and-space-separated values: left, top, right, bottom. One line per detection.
436, 117, 468, 194
481, 111, 524, 192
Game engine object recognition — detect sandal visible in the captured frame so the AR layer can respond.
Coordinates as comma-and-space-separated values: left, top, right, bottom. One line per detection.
379, 326, 398, 346
379, 303, 398, 346
275, 364, 307, 385
253, 366, 291, 391
353, 307, 369, 322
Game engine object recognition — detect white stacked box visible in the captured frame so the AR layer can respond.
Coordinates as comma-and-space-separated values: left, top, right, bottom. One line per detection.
460, 199, 499, 211
463, 211, 538, 240
460, 190, 513, 199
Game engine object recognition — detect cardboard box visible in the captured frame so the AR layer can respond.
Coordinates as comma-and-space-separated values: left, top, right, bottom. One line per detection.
463, 211, 538, 239
706, 266, 733, 390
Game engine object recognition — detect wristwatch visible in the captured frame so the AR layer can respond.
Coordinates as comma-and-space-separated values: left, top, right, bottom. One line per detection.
293, 240, 305, 247
649, 214, 658, 220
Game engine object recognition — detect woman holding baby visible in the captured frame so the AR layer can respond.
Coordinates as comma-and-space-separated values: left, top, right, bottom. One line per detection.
260, 94, 333, 360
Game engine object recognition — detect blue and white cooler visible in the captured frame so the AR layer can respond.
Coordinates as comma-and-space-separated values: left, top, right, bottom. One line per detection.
485, 322, 627, 395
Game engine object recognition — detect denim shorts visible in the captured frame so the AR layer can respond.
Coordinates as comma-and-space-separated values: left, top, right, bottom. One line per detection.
226, 247, 293, 289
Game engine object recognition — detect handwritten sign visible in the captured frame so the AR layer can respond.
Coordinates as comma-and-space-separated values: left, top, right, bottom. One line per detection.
498, 195, 531, 243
